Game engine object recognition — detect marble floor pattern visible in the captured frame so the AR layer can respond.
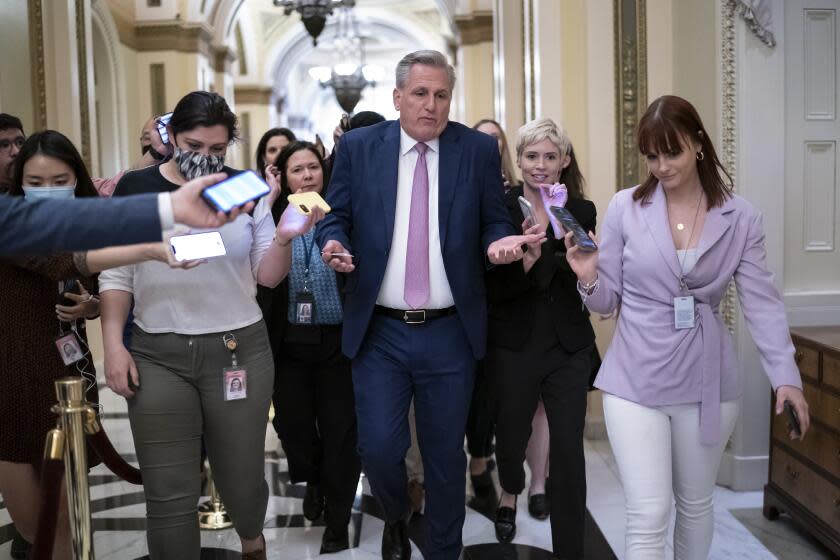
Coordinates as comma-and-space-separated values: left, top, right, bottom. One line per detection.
0, 382, 835, 559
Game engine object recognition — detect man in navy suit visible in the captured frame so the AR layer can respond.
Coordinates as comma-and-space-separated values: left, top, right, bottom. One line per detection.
1, 173, 250, 256
317, 50, 543, 560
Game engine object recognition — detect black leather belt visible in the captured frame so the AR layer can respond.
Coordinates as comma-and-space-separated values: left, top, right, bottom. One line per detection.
374, 305, 457, 324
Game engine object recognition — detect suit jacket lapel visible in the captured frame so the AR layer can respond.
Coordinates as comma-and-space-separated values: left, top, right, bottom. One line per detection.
641, 185, 683, 280
695, 197, 734, 262
437, 123, 461, 249
378, 121, 401, 243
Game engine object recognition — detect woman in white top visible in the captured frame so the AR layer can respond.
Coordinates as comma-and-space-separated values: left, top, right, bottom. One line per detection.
99, 91, 319, 560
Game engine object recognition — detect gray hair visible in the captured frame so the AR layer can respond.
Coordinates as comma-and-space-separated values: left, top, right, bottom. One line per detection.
395, 50, 456, 91
515, 118, 571, 159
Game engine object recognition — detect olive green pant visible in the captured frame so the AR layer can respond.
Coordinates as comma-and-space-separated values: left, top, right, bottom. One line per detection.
128, 321, 273, 560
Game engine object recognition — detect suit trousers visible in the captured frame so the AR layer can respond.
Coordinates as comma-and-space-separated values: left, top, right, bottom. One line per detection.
352, 314, 476, 560
465, 360, 495, 458
271, 325, 361, 530
488, 342, 592, 559
128, 321, 272, 560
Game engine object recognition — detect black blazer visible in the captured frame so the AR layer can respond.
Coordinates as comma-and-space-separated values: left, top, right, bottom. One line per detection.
486, 186, 597, 353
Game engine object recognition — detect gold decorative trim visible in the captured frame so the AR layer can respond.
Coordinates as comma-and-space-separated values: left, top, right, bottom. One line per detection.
614, 0, 647, 190
135, 23, 214, 57
455, 12, 493, 45
28, 0, 47, 131
76, 0, 91, 170
233, 86, 273, 105
721, 0, 738, 333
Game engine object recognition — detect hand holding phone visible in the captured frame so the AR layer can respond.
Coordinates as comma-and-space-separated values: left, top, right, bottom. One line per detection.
169, 231, 226, 262
549, 206, 598, 252
201, 170, 271, 213
287, 191, 331, 215
784, 400, 802, 438
517, 196, 536, 229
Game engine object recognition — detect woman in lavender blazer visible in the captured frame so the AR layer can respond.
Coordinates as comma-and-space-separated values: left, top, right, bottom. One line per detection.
565, 95, 810, 559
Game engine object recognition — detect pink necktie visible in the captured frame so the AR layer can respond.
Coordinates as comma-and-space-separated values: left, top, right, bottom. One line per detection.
404, 142, 430, 309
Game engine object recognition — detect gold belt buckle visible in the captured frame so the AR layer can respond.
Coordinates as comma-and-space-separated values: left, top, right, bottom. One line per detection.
403, 310, 426, 324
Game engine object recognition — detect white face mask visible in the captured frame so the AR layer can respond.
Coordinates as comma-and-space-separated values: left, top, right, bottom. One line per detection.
22, 185, 76, 200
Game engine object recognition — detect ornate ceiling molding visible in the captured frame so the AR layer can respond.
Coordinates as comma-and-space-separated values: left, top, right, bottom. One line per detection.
234, 85, 273, 105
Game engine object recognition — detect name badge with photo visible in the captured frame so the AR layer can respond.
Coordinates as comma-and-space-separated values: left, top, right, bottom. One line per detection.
55, 332, 84, 365
295, 291, 315, 325
673, 296, 696, 330
223, 367, 248, 401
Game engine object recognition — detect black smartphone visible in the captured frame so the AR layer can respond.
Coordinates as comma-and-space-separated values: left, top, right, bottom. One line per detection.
549, 206, 598, 252
784, 401, 802, 437
157, 112, 173, 144
340, 113, 351, 132
58, 278, 79, 307
201, 170, 271, 213
127, 371, 139, 392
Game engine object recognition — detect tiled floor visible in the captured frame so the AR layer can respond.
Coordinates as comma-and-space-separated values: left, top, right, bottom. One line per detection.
0, 383, 836, 559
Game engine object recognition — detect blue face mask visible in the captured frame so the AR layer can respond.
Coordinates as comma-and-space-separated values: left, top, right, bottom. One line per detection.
22, 185, 76, 200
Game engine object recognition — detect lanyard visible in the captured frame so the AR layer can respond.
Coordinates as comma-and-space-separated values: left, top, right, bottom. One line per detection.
302, 234, 315, 293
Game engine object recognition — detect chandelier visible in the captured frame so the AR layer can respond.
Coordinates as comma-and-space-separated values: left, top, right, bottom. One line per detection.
307, 8, 384, 113
273, 0, 356, 46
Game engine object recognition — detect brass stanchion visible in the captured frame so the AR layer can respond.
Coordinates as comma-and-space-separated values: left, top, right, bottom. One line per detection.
198, 461, 233, 529
52, 377, 95, 559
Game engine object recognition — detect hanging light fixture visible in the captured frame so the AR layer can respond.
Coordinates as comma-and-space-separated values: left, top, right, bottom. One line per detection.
273, 0, 356, 46
307, 8, 384, 113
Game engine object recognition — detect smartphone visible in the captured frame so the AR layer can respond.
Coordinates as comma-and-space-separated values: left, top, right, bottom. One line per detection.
58, 279, 79, 307
201, 170, 271, 213
517, 196, 535, 227
169, 231, 226, 262
783, 401, 802, 437
549, 205, 598, 252
340, 113, 351, 132
156, 112, 173, 144
287, 191, 331, 215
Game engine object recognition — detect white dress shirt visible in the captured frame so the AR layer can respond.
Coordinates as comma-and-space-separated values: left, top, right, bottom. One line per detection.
376, 127, 455, 310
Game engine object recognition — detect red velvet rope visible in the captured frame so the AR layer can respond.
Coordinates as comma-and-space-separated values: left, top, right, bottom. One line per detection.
31, 458, 65, 560
86, 429, 142, 485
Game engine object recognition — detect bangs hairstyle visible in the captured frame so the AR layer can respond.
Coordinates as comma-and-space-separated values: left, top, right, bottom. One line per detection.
473, 118, 518, 188
9, 130, 98, 198
515, 118, 571, 160
635, 95, 733, 208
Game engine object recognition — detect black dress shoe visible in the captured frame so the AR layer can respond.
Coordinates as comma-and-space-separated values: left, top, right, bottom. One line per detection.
320, 526, 350, 554
381, 518, 411, 560
494, 502, 517, 543
10, 532, 31, 559
528, 493, 550, 520
303, 483, 324, 521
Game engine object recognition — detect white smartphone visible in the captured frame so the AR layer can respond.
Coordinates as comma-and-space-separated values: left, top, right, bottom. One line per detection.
518, 196, 536, 227
202, 170, 271, 213
169, 231, 226, 262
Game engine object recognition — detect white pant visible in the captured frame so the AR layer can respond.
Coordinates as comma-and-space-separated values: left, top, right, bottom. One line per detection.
603, 393, 740, 560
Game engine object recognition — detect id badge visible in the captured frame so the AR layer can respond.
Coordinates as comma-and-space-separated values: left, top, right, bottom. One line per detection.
55, 332, 84, 365
295, 291, 315, 325
673, 296, 696, 329
223, 367, 248, 401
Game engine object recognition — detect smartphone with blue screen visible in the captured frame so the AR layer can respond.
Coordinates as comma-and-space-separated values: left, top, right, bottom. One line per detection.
156, 112, 173, 144
201, 170, 270, 213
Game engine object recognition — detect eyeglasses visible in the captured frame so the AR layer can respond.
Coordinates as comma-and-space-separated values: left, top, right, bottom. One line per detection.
0, 137, 25, 153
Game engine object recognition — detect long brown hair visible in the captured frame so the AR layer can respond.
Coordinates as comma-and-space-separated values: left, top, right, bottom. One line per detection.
473, 118, 518, 187
634, 95, 733, 208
